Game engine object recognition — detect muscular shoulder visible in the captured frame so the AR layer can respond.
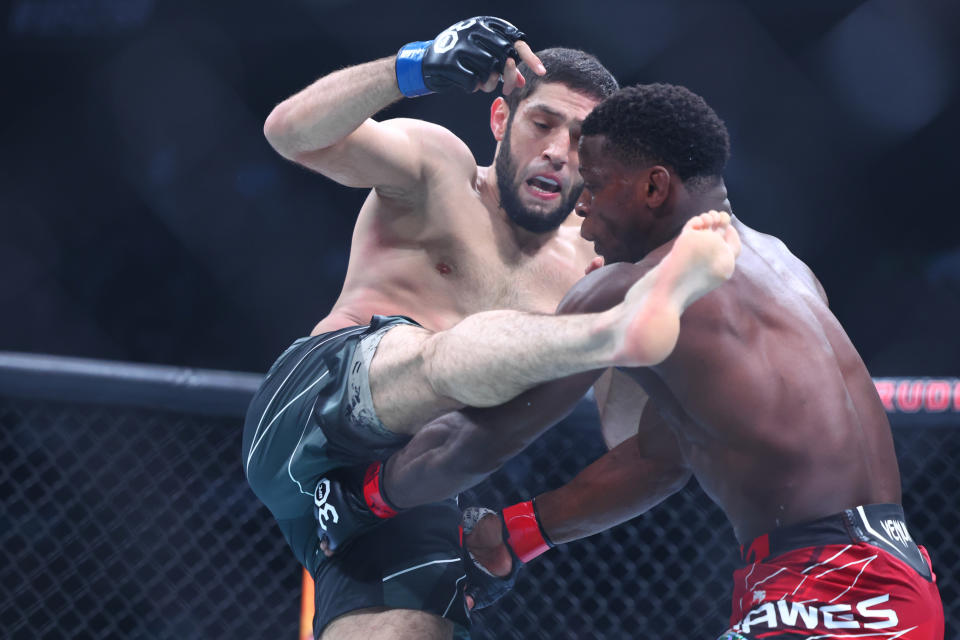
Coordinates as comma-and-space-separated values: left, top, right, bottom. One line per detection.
744, 225, 828, 305
676, 280, 741, 336
383, 118, 477, 178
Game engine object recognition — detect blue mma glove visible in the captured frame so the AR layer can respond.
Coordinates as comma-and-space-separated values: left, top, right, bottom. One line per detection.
396, 16, 526, 97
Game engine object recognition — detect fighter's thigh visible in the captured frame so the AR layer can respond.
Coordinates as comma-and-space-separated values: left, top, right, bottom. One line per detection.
368, 324, 461, 434
321, 607, 453, 640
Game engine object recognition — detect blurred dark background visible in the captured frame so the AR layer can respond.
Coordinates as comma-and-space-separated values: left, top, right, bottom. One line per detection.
3, 0, 959, 376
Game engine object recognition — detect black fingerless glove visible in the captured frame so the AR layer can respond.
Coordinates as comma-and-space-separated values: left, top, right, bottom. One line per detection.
460, 506, 524, 610
396, 16, 526, 97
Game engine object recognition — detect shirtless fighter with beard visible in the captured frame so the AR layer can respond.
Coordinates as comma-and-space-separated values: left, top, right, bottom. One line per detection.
241, 18, 741, 640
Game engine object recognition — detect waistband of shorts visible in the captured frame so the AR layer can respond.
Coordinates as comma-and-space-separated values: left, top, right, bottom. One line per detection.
314, 315, 421, 339
739, 503, 906, 564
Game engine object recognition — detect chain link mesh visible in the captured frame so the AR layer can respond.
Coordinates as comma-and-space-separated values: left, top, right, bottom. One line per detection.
1, 398, 299, 640
2, 396, 956, 639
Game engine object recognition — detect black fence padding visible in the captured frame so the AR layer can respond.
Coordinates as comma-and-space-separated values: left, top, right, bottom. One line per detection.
1, 396, 957, 639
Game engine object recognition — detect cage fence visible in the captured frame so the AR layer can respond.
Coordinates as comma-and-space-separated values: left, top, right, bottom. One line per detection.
1, 354, 956, 639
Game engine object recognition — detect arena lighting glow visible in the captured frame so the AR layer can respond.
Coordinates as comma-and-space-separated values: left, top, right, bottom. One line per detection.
815, 0, 954, 136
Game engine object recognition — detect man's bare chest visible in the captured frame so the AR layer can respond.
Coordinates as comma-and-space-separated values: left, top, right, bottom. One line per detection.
427, 237, 583, 314
354, 184, 592, 323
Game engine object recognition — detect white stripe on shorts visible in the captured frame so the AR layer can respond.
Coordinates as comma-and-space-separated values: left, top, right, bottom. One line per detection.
245, 326, 367, 475
382, 557, 462, 583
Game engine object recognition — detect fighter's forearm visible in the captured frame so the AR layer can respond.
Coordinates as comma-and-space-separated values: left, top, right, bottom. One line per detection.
383, 370, 602, 508
534, 434, 691, 544
263, 56, 401, 159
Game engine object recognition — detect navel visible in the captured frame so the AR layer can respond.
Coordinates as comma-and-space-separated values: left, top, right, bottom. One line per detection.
435, 262, 453, 275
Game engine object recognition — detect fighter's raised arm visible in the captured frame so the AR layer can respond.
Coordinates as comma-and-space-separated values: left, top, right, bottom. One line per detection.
244, 42, 623, 639
262, 17, 542, 194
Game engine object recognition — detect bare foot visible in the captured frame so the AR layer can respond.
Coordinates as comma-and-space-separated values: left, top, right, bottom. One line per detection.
613, 211, 741, 366
666, 210, 741, 296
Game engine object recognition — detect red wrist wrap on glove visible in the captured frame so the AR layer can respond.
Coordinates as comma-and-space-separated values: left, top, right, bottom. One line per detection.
362, 461, 399, 519
502, 499, 553, 563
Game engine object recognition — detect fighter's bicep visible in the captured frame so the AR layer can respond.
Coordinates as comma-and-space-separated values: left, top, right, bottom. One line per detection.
296, 119, 473, 199
289, 119, 417, 189
635, 401, 688, 468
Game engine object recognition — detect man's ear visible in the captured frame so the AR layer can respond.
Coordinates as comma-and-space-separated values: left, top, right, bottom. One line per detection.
490, 97, 509, 141
646, 166, 672, 209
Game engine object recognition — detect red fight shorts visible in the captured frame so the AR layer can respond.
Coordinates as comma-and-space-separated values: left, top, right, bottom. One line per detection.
720, 504, 944, 639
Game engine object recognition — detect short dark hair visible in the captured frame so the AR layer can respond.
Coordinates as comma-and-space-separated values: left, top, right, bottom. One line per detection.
503, 48, 618, 112
581, 83, 730, 184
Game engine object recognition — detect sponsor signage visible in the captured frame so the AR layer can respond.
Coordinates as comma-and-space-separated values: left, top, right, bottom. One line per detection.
873, 378, 960, 425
